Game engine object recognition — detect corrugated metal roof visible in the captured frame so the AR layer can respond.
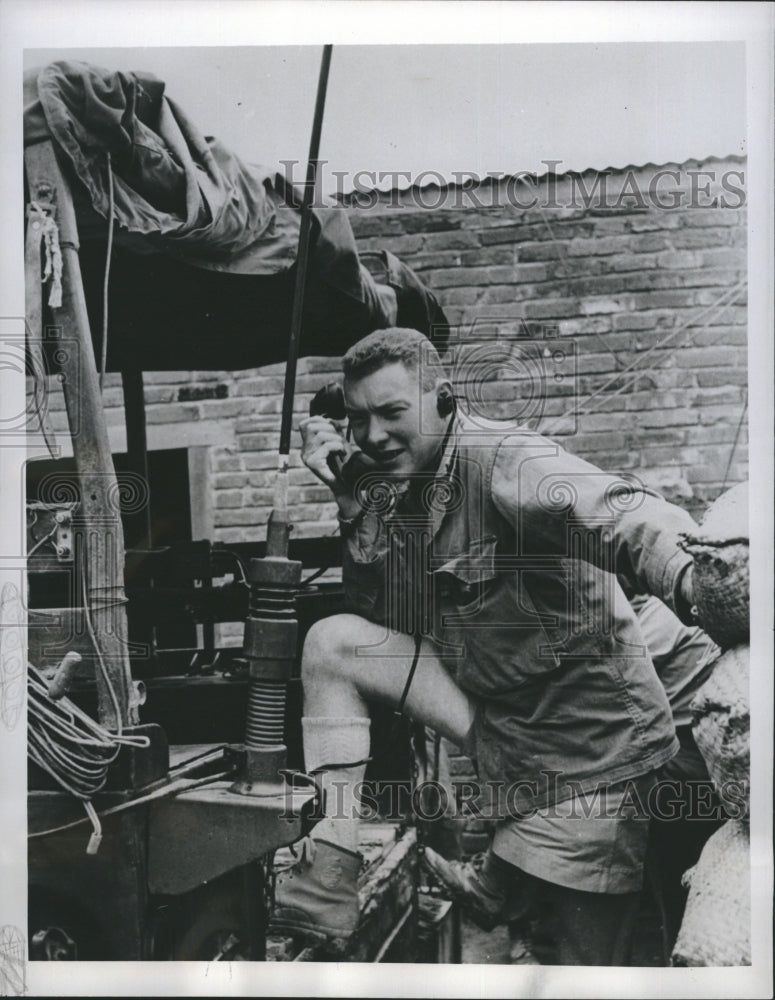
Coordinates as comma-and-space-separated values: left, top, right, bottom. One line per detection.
336, 155, 747, 203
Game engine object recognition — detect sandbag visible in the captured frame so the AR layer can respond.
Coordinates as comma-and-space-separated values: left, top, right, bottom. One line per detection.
690, 644, 749, 818
672, 819, 751, 966
680, 482, 749, 648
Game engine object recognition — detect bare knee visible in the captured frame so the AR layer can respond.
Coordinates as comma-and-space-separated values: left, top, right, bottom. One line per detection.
301, 614, 363, 686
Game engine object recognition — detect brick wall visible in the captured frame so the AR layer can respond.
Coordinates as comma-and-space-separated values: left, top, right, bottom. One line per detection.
30, 157, 748, 544
348, 158, 748, 519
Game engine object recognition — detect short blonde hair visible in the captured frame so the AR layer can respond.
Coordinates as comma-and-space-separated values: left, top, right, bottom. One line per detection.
342, 327, 446, 391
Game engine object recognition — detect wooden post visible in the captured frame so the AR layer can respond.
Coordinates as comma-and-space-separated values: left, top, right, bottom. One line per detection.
25, 141, 135, 729
121, 367, 152, 548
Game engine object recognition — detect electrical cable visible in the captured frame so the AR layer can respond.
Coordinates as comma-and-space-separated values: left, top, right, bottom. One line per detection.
721, 390, 748, 491
543, 280, 746, 434
168, 745, 230, 774
299, 521, 350, 587
27, 523, 58, 557
299, 565, 331, 587
28, 543, 146, 851
27, 662, 150, 852
80, 554, 125, 736
223, 550, 248, 586
561, 321, 746, 433
567, 295, 745, 423
211, 546, 249, 586
27, 767, 237, 841
558, 280, 744, 423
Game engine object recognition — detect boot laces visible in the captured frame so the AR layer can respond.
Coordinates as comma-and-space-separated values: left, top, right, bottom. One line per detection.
273, 835, 317, 874
292, 835, 317, 866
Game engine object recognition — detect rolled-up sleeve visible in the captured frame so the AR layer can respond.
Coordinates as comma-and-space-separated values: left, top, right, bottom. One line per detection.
489, 432, 697, 621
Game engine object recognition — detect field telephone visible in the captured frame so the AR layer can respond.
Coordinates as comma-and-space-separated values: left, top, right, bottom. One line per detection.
308, 381, 375, 491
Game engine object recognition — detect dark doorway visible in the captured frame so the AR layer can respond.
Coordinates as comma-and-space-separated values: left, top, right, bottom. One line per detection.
27, 448, 195, 651
26, 447, 192, 551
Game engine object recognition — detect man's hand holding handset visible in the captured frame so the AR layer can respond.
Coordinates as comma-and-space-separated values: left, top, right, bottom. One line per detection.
299, 413, 360, 513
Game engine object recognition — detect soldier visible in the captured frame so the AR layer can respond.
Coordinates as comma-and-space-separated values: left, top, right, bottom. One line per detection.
270, 327, 697, 965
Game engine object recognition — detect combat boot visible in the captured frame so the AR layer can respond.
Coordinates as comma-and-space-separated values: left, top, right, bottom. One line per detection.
269, 838, 362, 948
508, 919, 541, 964
422, 847, 508, 930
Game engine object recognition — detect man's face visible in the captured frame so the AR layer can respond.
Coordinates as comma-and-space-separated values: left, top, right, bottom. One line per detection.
343, 362, 449, 478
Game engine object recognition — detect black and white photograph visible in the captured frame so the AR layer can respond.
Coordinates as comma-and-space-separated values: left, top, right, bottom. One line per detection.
0, 1, 772, 996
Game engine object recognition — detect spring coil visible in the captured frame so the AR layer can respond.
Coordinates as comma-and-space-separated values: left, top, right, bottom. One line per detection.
245, 679, 287, 747
249, 584, 296, 620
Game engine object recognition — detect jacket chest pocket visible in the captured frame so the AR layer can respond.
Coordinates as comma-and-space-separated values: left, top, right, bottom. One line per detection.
433, 535, 499, 621
431, 536, 562, 689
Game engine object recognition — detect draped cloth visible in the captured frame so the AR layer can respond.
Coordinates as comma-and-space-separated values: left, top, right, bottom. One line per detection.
24, 60, 448, 370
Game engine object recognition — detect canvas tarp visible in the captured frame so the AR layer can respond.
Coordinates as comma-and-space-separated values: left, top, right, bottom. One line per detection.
24, 60, 448, 370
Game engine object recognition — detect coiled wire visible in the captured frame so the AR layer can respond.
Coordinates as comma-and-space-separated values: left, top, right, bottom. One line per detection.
27, 663, 149, 852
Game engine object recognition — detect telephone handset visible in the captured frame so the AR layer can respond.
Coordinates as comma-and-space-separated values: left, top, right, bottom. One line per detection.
308, 381, 348, 482
308, 382, 374, 491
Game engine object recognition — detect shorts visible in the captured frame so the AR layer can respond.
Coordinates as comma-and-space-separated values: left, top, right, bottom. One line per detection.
491, 772, 657, 894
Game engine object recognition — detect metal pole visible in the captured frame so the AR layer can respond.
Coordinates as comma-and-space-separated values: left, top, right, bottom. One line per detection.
267, 44, 333, 558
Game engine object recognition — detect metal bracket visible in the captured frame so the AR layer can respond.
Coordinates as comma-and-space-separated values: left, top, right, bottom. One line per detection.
54, 508, 73, 562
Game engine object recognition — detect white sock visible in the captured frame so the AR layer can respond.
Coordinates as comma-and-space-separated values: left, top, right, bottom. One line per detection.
302, 716, 370, 854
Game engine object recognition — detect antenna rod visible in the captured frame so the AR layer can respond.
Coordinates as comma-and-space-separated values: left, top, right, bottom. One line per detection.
268, 43, 332, 558
278, 43, 333, 461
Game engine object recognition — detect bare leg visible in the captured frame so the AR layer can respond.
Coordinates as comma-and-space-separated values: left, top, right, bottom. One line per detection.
271, 614, 477, 940
301, 613, 476, 746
